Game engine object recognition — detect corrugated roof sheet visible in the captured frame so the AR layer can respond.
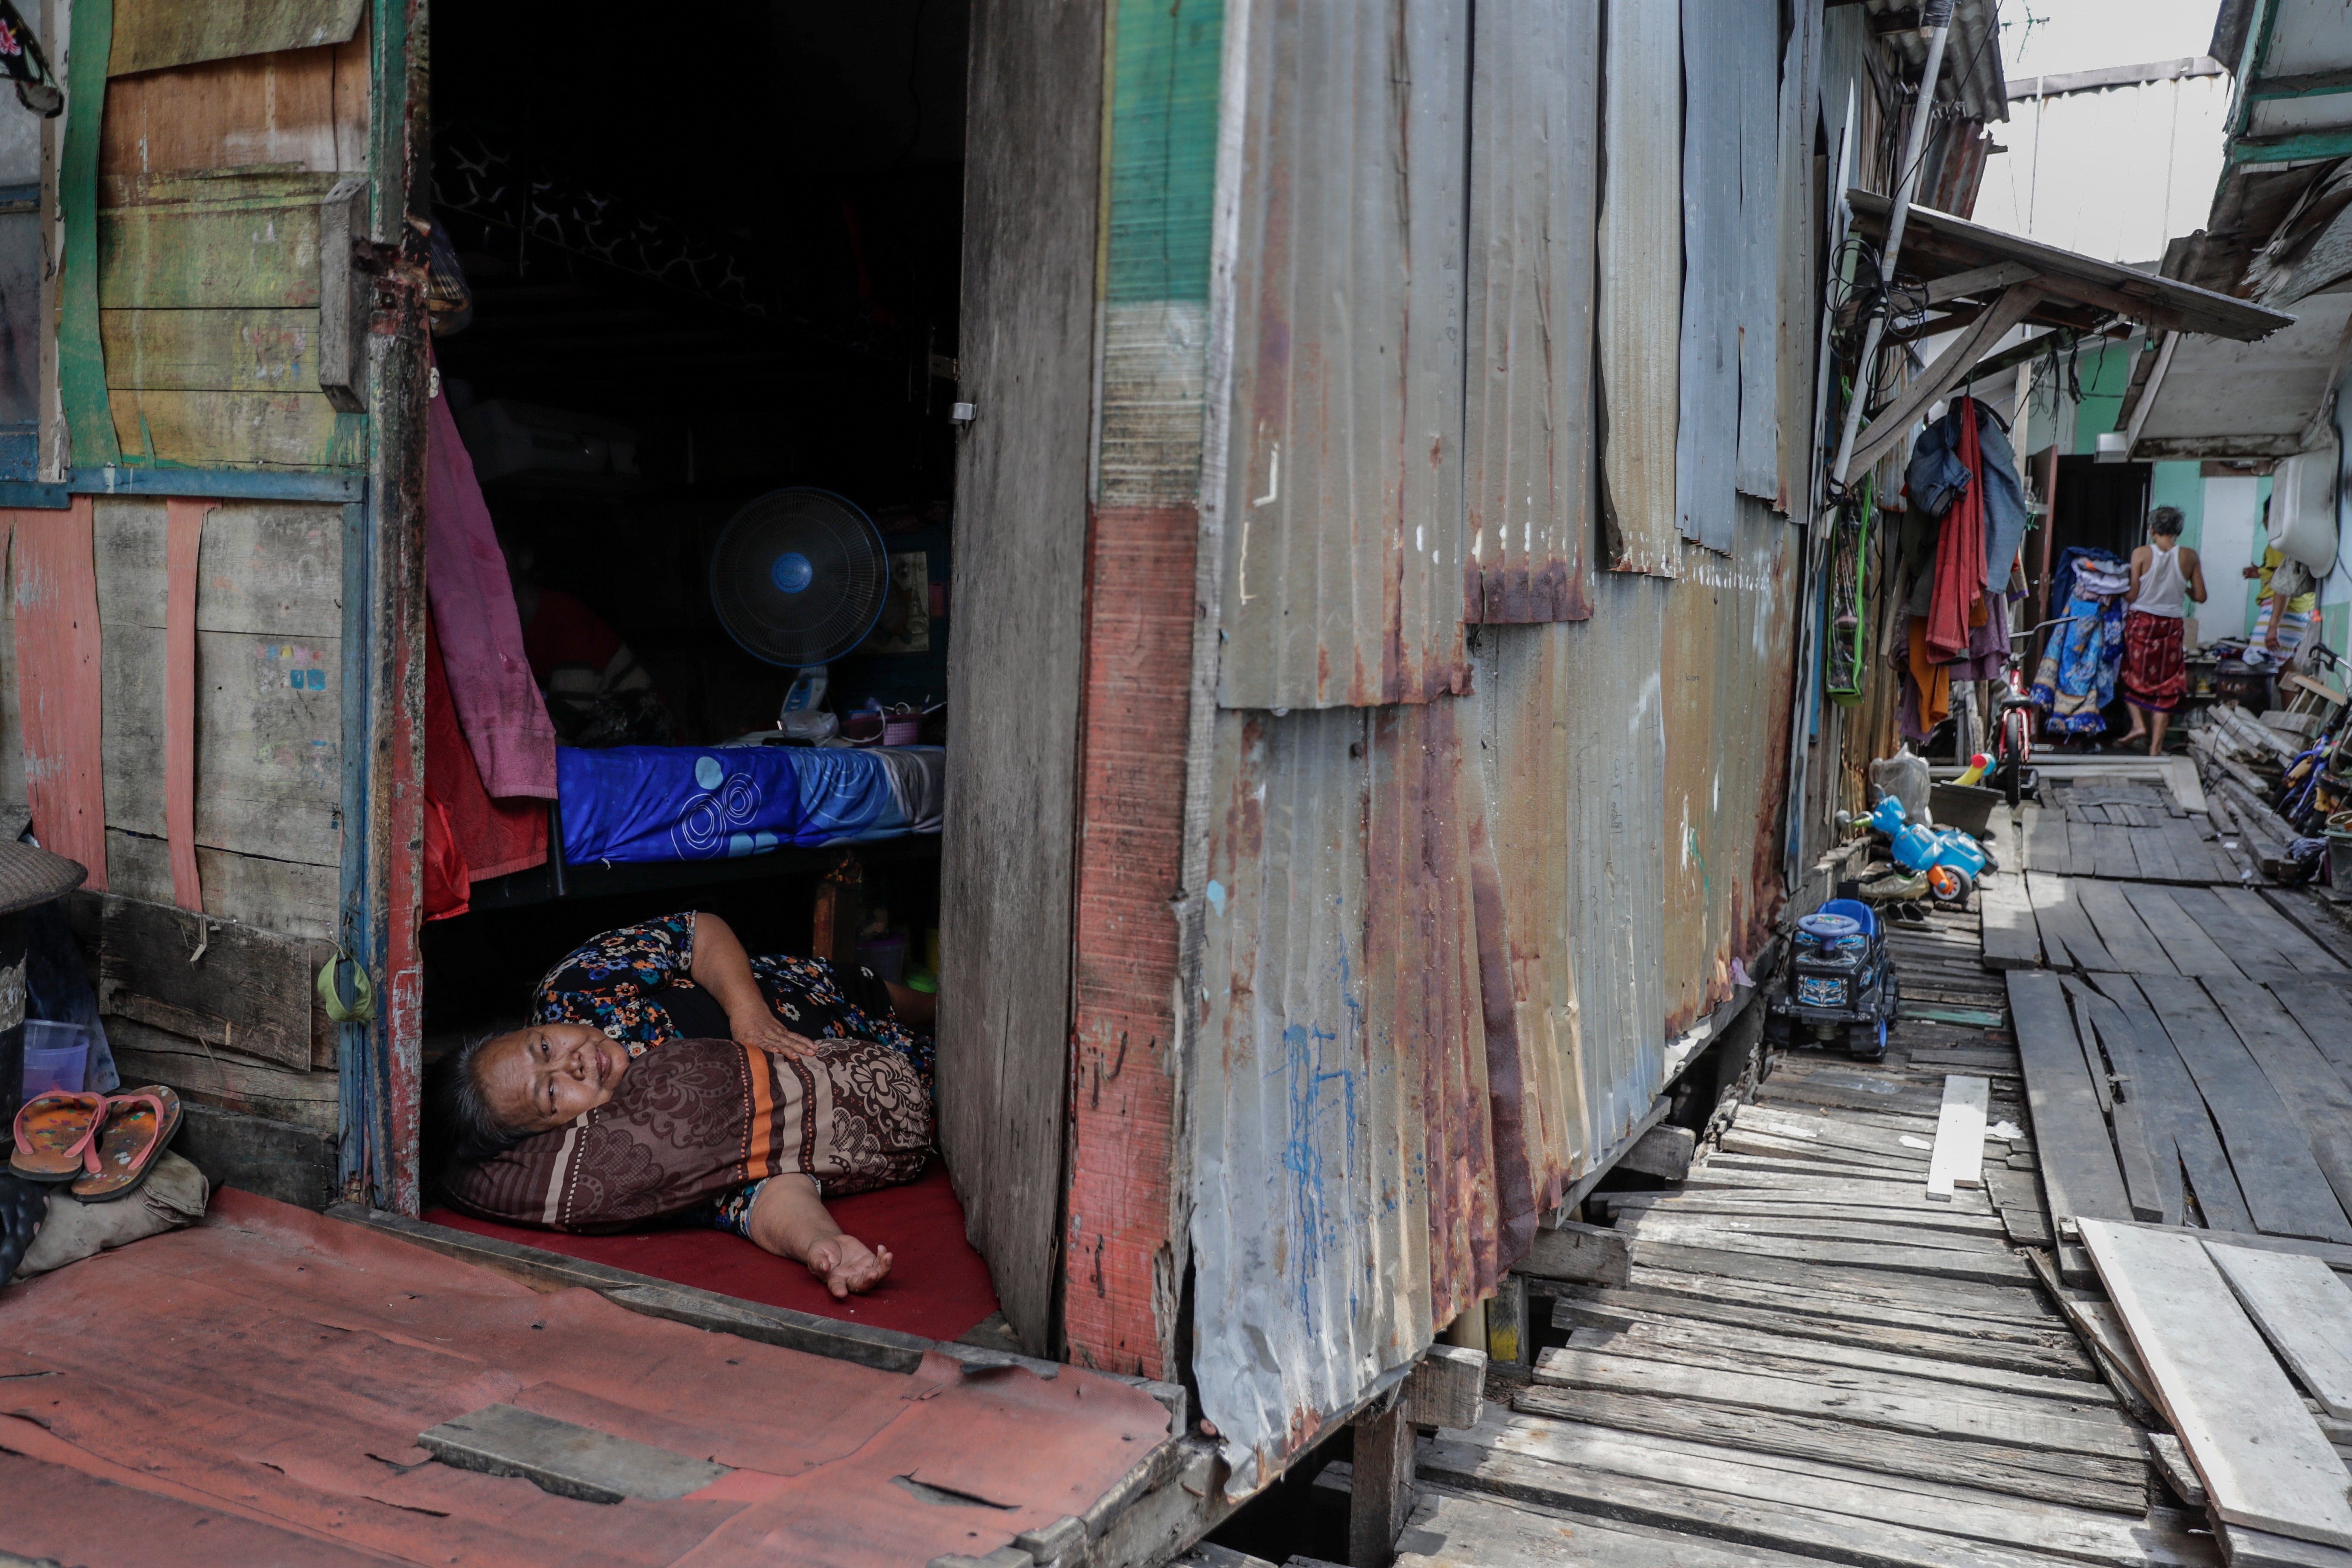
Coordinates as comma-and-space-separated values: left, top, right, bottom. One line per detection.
1216, 0, 1473, 709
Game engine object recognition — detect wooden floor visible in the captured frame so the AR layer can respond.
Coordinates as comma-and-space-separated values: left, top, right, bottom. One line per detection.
1990, 777, 2352, 1246
1368, 912, 2225, 1568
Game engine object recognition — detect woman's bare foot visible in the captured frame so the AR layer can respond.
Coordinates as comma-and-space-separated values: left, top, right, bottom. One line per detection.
805, 1233, 894, 1298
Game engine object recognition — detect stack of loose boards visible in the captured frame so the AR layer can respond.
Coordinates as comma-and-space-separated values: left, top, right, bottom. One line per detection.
2079, 1219, 2352, 1568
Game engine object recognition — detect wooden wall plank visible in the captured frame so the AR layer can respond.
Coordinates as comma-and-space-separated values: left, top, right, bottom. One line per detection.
7, 501, 110, 885
101, 622, 341, 864
99, 202, 323, 309
93, 497, 344, 638
164, 500, 208, 910
939, 0, 1106, 1357
101, 308, 325, 393
104, 828, 337, 940
109, 387, 359, 469
109, 0, 366, 78
103, 42, 364, 177
99, 893, 327, 1072
0, 518, 22, 831
105, 1017, 337, 1136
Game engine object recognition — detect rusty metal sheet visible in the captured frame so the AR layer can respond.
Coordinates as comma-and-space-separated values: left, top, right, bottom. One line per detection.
1733, 0, 1782, 502
1463, 0, 1600, 623
1678, 0, 1741, 555
1369, 698, 1498, 1324
1661, 499, 1800, 1033
1474, 571, 1670, 1185
1191, 707, 1427, 1495
1597, 0, 1683, 575
1217, 0, 1473, 709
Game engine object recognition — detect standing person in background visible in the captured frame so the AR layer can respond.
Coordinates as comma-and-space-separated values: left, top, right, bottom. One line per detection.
2244, 542, 2320, 672
2118, 507, 2205, 757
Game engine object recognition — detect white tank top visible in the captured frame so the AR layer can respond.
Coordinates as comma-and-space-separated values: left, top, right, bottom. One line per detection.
2134, 543, 2188, 619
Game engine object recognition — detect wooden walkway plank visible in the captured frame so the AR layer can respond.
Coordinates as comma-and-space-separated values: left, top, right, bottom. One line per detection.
2087, 977, 2254, 1232
1467, 1420, 2201, 1561
1604, 1193, 2008, 1233
2202, 972, 2352, 1225
2257, 888, 2352, 968
2021, 802, 2071, 876
1629, 1239, 2041, 1307
2128, 974, 2352, 1244
2207, 887, 2348, 974
2079, 1218, 2352, 1549
2128, 818, 2185, 883
1551, 1306, 2108, 1403
2091, 820, 2143, 881
2120, 885, 2244, 979
1623, 1227, 2031, 1285
2073, 879, 2179, 975
2156, 812, 2230, 884
1552, 1284, 2096, 1376
1717, 1129, 1923, 1173
2263, 975, 2352, 1090
1430, 1420, 2201, 1561
1615, 1210, 2014, 1257
2006, 971, 2134, 1226
1928, 1075, 1990, 1200
1421, 1428, 2133, 1565
2026, 874, 2119, 972
1979, 870, 2042, 970
1529, 1348, 2148, 1460
2205, 1240, 2352, 1420
1393, 1482, 1834, 1568
1622, 1259, 2058, 1331
1509, 1383, 2152, 1516
1559, 1326, 2124, 1417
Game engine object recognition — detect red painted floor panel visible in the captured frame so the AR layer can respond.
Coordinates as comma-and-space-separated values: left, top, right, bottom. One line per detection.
423, 1159, 1002, 1343
0, 1190, 1168, 1568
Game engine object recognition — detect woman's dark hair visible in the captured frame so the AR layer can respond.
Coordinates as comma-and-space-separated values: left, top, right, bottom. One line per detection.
432, 1030, 530, 1170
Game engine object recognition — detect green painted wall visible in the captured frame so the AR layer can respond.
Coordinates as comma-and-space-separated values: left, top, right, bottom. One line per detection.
2150, 461, 2203, 551
2068, 343, 2136, 453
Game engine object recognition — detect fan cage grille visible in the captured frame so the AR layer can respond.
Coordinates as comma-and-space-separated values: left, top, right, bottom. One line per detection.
709, 489, 891, 668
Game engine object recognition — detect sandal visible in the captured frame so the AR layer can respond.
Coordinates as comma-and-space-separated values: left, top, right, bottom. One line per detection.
68, 1087, 182, 1204
8, 1090, 107, 1182
0, 1171, 46, 1283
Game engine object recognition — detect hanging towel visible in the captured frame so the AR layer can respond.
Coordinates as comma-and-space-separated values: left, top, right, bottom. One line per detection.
1925, 398, 1988, 661
426, 384, 558, 799
424, 618, 548, 921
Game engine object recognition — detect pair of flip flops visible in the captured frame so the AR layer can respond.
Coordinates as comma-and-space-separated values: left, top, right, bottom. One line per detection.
9, 1086, 183, 1203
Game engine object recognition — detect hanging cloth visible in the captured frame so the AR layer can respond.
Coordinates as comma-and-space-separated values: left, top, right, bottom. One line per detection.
425, 377, 559, 799
1925, 397, 1988, 661
423, 617, 548, 922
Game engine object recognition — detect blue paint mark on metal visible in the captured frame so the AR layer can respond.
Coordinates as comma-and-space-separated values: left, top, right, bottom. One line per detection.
1205, 878, 1227, 915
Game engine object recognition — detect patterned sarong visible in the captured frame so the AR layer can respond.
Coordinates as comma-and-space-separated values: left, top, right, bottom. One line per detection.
2120, 609, 2186, 714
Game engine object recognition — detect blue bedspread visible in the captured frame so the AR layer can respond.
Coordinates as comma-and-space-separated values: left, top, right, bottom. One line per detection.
557, 744, 945, 865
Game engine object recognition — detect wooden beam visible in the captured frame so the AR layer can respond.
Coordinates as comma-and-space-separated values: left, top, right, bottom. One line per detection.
1850, 285, 2046, 476
1348, 1402, 1415, 1568
163, 499, 209, 912
1923, 260, 2037, 306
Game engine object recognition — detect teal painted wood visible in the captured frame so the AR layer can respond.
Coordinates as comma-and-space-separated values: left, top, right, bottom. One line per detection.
0, 469, 364, 507
1105, 0, 1222, 309
59, 0, 121, 469
2231, 124, 2352, 162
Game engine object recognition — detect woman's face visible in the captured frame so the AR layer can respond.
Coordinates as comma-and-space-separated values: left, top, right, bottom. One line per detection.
478, 1023, 632, 1136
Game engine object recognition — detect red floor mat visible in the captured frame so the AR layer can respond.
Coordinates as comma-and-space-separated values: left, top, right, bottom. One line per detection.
424, 1158, 1001, 1343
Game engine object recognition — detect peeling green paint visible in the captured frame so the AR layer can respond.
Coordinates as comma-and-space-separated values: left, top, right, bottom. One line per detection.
1106, 0, 1225, 306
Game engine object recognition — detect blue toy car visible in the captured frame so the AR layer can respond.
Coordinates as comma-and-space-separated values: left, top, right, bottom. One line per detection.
1764, 898, 1900, 1059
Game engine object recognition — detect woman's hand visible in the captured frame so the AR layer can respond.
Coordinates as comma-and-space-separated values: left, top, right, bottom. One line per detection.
805, 1233, 894, 1298
732, 1006, 821, 1060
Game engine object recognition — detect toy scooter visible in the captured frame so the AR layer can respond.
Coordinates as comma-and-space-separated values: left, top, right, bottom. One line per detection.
1867, 795, 1988, 903
1764, 900, 1899, 1058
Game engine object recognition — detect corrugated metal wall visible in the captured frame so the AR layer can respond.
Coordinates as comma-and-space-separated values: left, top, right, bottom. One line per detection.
1596, 0, 1682, 576
1166, 0, 1830, 1500
1462, 0, 1600, 622
1215, 0, 1473, 710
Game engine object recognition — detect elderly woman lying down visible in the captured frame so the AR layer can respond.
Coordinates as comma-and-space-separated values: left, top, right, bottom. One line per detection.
435, 911, 934, 1297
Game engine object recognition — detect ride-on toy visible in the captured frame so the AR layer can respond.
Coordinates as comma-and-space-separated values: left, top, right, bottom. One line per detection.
1764, 898, 1900, 1058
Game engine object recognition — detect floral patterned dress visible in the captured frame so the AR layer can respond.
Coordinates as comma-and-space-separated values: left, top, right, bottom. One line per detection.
530, 911, 933, 1237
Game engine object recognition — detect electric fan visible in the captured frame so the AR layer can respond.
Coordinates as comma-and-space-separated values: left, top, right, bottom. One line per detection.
709, 487, 891, 670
